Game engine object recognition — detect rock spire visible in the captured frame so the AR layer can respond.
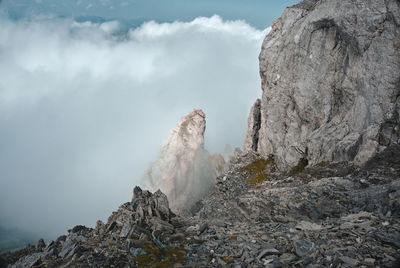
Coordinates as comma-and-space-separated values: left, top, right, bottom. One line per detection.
146, 109, 224, 212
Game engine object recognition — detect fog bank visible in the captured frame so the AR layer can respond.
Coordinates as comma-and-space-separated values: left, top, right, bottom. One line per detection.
0, 15, 267, 239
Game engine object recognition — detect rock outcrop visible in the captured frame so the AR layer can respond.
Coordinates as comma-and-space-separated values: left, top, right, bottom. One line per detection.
245, 0, 400, 170
1, 187, 188, 268
146, 109, 224, 212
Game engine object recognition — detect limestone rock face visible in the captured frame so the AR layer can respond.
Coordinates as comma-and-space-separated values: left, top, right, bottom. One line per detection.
245, 0, 400, 170
146, 109, 224, 212
243, 99, 262, 152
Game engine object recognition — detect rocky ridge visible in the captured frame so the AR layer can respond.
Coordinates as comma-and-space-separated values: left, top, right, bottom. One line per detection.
1, 145, 399, 267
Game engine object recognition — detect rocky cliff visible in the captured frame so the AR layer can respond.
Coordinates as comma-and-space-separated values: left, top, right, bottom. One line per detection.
244, 0, 400, 170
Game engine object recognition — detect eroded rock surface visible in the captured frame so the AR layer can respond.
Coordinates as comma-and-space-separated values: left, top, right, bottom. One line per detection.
245, 0, 400, 170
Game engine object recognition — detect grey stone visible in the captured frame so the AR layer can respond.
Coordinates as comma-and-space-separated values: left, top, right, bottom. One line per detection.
10, 253, 44, 268
36, 238, 45, 252
243, 99, 262, 152
210, 221, 226, 228
279, 253, 297, 264
340, 256, 359, 266
130, 247, 147, 257
199, 223, 208, 234
119, 222, 132, 238
295, 220, 323, 231
293, 239, 315, 257
364, 258, 375, 266
58, 238, 76, 258
374, 232, 400, 248
258, 248, 280, 259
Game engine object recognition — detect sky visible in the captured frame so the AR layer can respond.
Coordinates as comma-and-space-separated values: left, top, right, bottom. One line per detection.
0, 0, 298, 240
2, 0, 298, 29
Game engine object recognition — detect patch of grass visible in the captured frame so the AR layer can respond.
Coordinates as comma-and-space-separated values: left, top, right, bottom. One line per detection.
135, 242, 186, 268
72, 258, 85, 264
317, 161, 329, 167
289, 158, 308, 175
310, 173, 324, 179
240, 158, 275, 184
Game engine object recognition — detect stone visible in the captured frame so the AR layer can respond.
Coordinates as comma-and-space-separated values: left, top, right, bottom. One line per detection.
258, 248, 280, 259
106, 221, 117, 233
129, 247, 147, 257
293, 239, 315, 257
199, 223, 208, 234
119, 222, 132, 238
364, 258, 375, 266
340, 256, 359, 266
185, 226, 198, 234
10, 252, 44, 268
95, 220, 105, 235
374, 232, 400, 248
243, 99, 262, 152
279, 253, 297, 264
341, 211, 372, 222
58, 238, 76, 258
295, 221, 323, 231
152, 189, 171, 220
36, 238, 45, 252
132, 186, 143, 200
210, 221, 226, 228
169, 233, 185, 242
244, 0, 400, 170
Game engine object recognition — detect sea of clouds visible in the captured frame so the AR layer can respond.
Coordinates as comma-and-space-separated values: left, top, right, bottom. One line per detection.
0, 14, 269, 239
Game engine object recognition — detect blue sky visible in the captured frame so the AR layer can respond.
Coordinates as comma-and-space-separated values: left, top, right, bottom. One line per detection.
2, 0, 298, 29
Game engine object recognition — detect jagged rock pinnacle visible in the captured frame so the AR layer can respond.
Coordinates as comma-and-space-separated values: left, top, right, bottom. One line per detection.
146, 109, 223, 212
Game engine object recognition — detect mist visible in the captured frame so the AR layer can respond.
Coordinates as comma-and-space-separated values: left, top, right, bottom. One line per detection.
0, 15, 267, 239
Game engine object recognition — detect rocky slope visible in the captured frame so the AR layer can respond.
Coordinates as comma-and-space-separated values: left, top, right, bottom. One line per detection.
244, 0, 400, 170
1, 145, 399, 267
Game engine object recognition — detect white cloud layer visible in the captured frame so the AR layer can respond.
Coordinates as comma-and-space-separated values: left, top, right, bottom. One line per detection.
0, 15, 268, 238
